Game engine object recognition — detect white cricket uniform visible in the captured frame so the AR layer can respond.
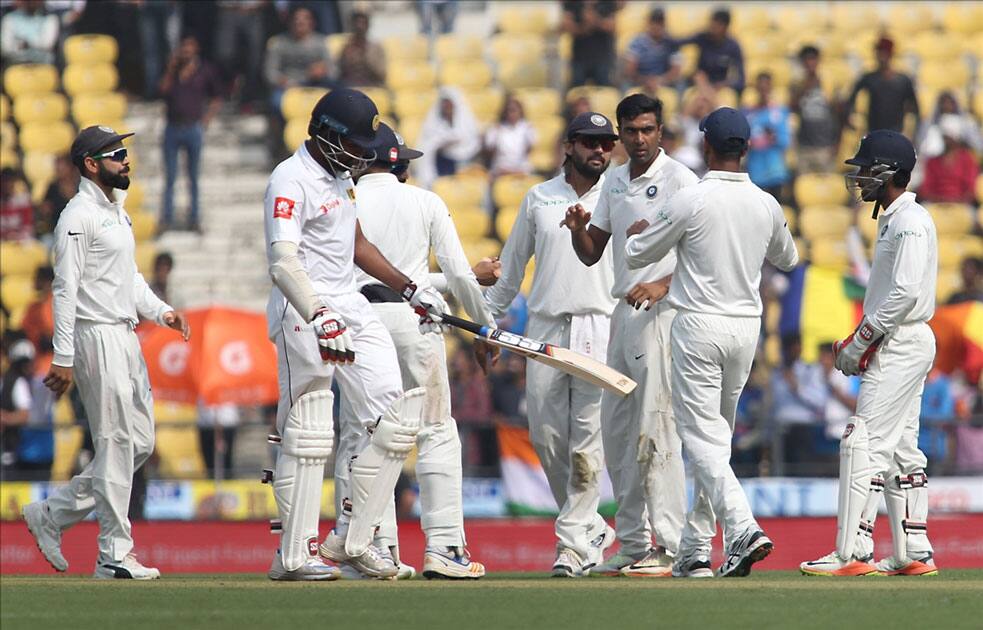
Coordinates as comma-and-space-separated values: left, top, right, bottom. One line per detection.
588, 150, 699, 557
484, 172, 616, 560
334, 172, 495, 549
839, 191, 938, 560
625, 170, 798, 555
264, 144, 403, 531
44, 177, 172, 564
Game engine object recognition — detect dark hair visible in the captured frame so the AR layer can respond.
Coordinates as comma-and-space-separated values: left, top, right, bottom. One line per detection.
798, 45, 820, 60
616, 94, 663, 126
154, 252, 174, 269
499, 94, 524, 123
649, 8, 665, 23
964, 257, 982, 272
35, 265, 54, 284
893, 169, 911, 188
756, 71, 772, 83
711, 8, 731, 25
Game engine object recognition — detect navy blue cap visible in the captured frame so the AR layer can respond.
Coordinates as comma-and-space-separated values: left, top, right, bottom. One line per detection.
70, 125, 134, 167
699, 107, 750, 152
373, 122, 423, 163
845, 129, 916, 172
308, 88, 380, 147
566, 112, 618, 141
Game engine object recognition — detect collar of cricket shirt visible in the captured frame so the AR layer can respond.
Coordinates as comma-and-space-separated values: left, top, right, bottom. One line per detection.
702, 170, 750, 183
627, 148, 669, 185
78, 175, 126, 208
298, 141, 336, 182
878, 190, 916, 218
355, 172, 399, 189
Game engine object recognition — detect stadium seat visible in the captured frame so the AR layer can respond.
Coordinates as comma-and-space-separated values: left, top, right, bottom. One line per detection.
355, 86, 391, 118
489, 34, 546, 68
531, 114, 565, 150
63, 33, 119, 65
18, 121, 74, 154
393, 89, 437, 120
927, 203, 975, 237
71, 92, 128, 127
798, 206, 852, 240
281, 86, 327, 121
394, 115, 424, 146
53, 396, 73, 427
740, 86, 789, 109
782, 205, 797, 234
462, 86, 504, 125
155, 402, 198, 425
775, 5, 828, 36
817, 59, 855, 100
326, 33, 347, 59
529, 145, 558, 174
514, 87, 561, 119
918, 61, 970, 91
809, 240, 849, 270
0, 275, 35, 311
155, 425, 206, 478
957, 235, 983, 258
435, 34, 484, 62
520, 257, 535, 295
439, 60, 493, 90
21, 151, 55, 188
941, 4, 983, 35
462, 237, 502, 265
381, 35, 429, 63
3, 63, 59, 97
62, 63, 119, 96
936, 269, 962, 303
566, 86, 620, 120
433, 175, 487, 209
1, 120, 18, 152
745, 60, 792, 88
905, 31, 961, 63
615, 3, 649, 40
496, 6, 553, 35
795, 173, 849, 207
386, 60, 436, 91
135, 242, 156, 275
828, 4, 880, 36
0, 93, 8, 121
0, 145, 18, 169
856, 213, 879, 244
51, 426, 83, 481
450, 207, 491, 241
495, 207, 520, 241
498, 60, 549, 90
130, 211, 157, 242
665, 6, 707, 37
731, 5, 773, 35
125, 181, 144, 210
0, 239, 48, 277
739, 33, 785, 62
887, 3, 937, 36
12, 92, 67, 126
492, 174, 540, 210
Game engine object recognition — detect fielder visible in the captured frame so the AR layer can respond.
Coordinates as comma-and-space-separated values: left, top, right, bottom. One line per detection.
801, 130, 939, 577
484, 112, 619, 577
263, 88, 445, 580
563, 94, 702, 577
23, 126, 190, 580
335, 123, 490, 580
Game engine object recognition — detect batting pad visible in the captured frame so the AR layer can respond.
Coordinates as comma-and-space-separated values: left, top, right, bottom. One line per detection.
836, 419, 873, 560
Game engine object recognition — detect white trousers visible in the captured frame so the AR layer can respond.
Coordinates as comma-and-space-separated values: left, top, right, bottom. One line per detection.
336, 302, 465, 549
525, 312, 609, 559
601, 300, 689, 557
671, 311, 758, 554
45, 322, 155, 563
273, 293, 403, 531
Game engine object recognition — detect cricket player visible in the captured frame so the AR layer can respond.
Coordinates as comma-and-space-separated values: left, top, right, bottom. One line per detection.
801, 130, 939, 577
335, 123, 490, 579
563, 94, 701, 577
624, 107, 798, 577
23, 126, 190, 579
484, 112, 619, 577
263, 88, 445, 580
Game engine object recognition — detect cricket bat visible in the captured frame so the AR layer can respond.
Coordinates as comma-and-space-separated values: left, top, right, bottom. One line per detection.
437, 313, 637, 397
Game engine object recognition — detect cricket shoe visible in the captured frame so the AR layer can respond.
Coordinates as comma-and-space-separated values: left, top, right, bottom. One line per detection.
93, 553, 160, 580
319, 530, 397, 579
875, 553, 938, 576
268, 549, 340, 581
672, 553, 714, 578
379, 546, 417, 580
587, 549, 647, 576
800, 551, 877, 576
22, 501, 67, 572
621, 545, 674, 577
552, 547, 586, 578
718, 529, 773, 577
422, 546, 485, 579
584, 524, 616, 571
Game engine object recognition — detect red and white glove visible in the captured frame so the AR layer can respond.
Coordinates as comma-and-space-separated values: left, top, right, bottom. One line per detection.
832, 319, 884, 376
402, 282, 449, 335
312, 307, 354, 363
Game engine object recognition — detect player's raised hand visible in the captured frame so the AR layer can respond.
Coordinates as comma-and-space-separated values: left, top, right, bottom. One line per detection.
560, 203, 592, 231
312, 307, 355, 363
472, 257, 502, 286
626, 219, 650, 238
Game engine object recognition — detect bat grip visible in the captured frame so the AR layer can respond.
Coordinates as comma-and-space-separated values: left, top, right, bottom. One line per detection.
436, 313, 486, 336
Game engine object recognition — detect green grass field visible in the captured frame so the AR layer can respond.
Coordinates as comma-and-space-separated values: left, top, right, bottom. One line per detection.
3, 571, 982, 630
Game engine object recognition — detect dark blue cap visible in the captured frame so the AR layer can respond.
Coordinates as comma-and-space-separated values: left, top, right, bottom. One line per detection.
308, 88, 380, 147
373, 122, 423, 163
566, 111, 618, 141
845, 129, 916, 172
699, 107, 750, 152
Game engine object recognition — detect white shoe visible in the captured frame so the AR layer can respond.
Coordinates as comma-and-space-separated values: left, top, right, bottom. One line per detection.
584, 524, 616, 571
875, 553, 938, 576
422, 546, 485, 579
621, 546, 674, 577
672, 553, 714, 578
268, 550, 340, 581
22, 502, 67, 572
552, 548, 585, 578
587, 549, 647, 576
379, 546, 416, 580
319, 530, 397, 579
718, 529, 773, 578
93, 553, 160, 580
800, 550, 876, 577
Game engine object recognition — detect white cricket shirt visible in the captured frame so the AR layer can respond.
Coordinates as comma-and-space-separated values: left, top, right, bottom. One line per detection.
264, 143, 358, 336
625, 170, 799, 317
484, 172, 616, 318
589, 149, 699, 298
863, 191, 937, 333
353, 172, 495, 327
51, 177, 172, 367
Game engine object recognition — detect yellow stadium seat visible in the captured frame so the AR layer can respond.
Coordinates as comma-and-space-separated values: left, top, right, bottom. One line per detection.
283, 118, 306, 149
1, 119, 17, 151
0, 239, 48, 277
520, 258, 535, 296
386, 60, 436, 91
782, 205, 797, 234
857, 214, 879, 244
665, 6, 707, 37
462, 86, 504, 125
462, 238, 502, 264
19, 121, 73, 154
0, 146, 19, 169
496, 6, 553, 35
64, 34, 118, 65
489, 34, 546, 67
514, 87, 561, 119
887, 3, 937, 36
615, 3, 649, 39
3, 64, 59, 97
530, 146, 558, 173
395, 116, 424, 146
775, 5, 827, 36
382, 35, 429, 63
739, 33, 785, 62
740, 86, 789, 109
439, 60, 493, 90
130, 211, 157, 242
942, 4, 983, 35
432, 174, 487, 209
809, 240, 849, 270
435, 34, 484, 62
21, 151, 55, 187
393, 89, 437, 121
54, 396, 73, 427
731, 5, 773, 35
918, 61, 970, 91
354, 86, 391, 117
566, 86, 620, 120
51, 426, 82, 481
938, 237, 965, 269
0, 275, 35, 310
281, 86, 327, 121
936, 269, 962, 303
927, 203, 974, 237
498, 60, 548, 90
12, 92, 67, 125
155, 425, 206, 478
905, 32, 961, 63
62, 63, 119, 97
818, 60, 856, 100
957, 235, 983, 258
450, 207, 491, 241
326, 33, 348, 59
71, 92, 128, 127
828, 3, 881, 36
798, 206, 853, 240
0, 94, 8, 121
135, 242, 156, 276
795, 173, 849, 207
492, 174, 540, 210
746, 60, 792, 88
155, 402, 198, 425
495, 207, 520, 241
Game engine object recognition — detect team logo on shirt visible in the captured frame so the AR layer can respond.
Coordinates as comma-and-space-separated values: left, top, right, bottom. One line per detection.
273, 197, 295, 219
880, 225, 888, 238
319, 198, 341, 215
646, 185, 658, 198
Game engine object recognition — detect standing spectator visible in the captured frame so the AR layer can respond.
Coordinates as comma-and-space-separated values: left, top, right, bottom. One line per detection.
149, 252, 174, 305
1, 338, 53, 480
36, 155, 79, 247
21, 266, 55, 353
416, 0, 457, 37
483, 95, 536, 178
622, 8, 680, 92
682, 8, 745, 94
489, 352, 527, 427
769, 335, 825, 469
561, 0, 618, 88
947, 257, 982, 304
415, 87, 482, 188
0, 168, 34, 242
277, 1, 343, 36
0, 0, 59, 65
845, 37, 919, 134
919, 368, 955, 465
744, 72, 791, 202
448, 344, 495, 472
263, 6, 332, 112
197, 402, 240, 478
135, 0, 179, 100
159, 34, 222, 234
920, 91, 983, 159
817, 343, 858, 441
337, 10, 385, 88
918, 115, 980, 204
214, 0, 265, 107
790, 45, 839, 174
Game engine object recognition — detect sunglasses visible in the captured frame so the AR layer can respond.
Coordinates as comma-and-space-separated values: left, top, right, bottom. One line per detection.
90, 147, 128, 162
575, 136, 616, 152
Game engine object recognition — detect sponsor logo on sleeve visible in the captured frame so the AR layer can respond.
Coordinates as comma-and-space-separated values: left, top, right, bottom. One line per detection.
273, 197, 295, 219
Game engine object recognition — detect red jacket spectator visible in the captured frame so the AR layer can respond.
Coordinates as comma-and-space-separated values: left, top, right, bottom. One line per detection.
919, 148, 979, 204
0, 169, 34, 241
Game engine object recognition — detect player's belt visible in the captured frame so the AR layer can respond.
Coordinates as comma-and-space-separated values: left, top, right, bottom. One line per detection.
360, 284, 403, 303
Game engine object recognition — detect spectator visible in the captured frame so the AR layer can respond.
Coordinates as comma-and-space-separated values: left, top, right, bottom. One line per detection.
150, 252, 174, 305
135, 0, 179, 99
744, 72, 791, 202
415, 87, 482, 188
483, 94, 536, 178
0, 0, 59, 65
918, 115, 979, 204
214, 0, 265, 107
36, 155, 79, 246
277, 1, 343, 35
197, 402, 240, 477
448, 344, 495, 472
20, 265, 55, 353
489, 352, 527, 427
337, 10, 385, 88
947, 257, 982, 305
683, 8, 745, 93
264, 6, 332, 112
561, 0, 618, 87
159, 34, 222, 234
622, 8, 680, 92
1, 338, 54, 480
0, 168, 34, 242
769, 334, 825, 472
416, 0, 457, 36
817, 343, 858, 441
790, 45, 839, 174
920, 91, 983, 159
845, 37, 919, 134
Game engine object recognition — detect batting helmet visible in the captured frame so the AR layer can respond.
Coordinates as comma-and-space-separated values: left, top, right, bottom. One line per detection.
308, 88, 381, 177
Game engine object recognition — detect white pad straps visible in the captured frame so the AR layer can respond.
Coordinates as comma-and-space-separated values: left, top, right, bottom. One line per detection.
836, 419, 873, 560
886, 470, 931, 560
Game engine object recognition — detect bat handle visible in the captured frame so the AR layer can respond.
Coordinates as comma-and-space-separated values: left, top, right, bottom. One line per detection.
435, 312, 486, 336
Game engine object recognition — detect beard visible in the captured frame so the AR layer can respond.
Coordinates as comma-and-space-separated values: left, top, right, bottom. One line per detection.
570, 153, 607, 178
97, 162, 130, 190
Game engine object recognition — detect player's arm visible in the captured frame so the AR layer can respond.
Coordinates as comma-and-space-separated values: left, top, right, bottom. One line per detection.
866, 216, 930, 334
484, 193, 535, 319
46, 208, 88, 393
430, 199, 496, 326
133, 270, 189, 339
624, 192, 691, 269
765, 198, 799, 271
562, 203, 611, 266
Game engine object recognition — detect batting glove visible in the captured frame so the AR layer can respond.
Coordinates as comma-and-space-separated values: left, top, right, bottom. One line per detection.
312, 307, 354, 363
402, 282, 449, 335
832, 319, 884, 376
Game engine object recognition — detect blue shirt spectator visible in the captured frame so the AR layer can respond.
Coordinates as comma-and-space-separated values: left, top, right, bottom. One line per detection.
623, 8, 680, 89
681, 8, 744, 92
744, 72, 791, 197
